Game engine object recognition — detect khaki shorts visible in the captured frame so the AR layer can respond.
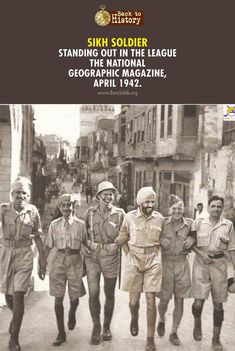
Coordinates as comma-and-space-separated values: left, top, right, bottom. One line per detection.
121, 248, 162, 293
84, 248, 119, 279
158, 255, 191, 300
49, 251, 86, 300
192, 254, 228, 303
0, 246, 33, 294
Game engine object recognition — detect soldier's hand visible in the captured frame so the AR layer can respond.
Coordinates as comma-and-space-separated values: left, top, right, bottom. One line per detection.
115, 236, 128, 246
81, 244, 90, 256
160, 238, 171, 249
201, 253, 213, 264
38, 266, 46, 280
183, 236, 195, 250
38, 254, 47, 270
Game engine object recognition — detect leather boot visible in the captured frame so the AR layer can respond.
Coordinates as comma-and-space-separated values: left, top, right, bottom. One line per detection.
129, 303, 139, 336
90, 324, 101, 345
53, 303, 66, 346
193, 317, 202, 341
212, 326, 223, 351
68, 299, 79, 330
9, 337, 21, 351
102, 324, 112, 341
145, 337, 156, 351
5, 295, 14, 334
192, 303, 202, 341
9, 292, 24, 351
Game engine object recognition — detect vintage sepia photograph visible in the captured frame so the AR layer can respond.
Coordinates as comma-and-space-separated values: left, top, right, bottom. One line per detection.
0, 104, 235, 351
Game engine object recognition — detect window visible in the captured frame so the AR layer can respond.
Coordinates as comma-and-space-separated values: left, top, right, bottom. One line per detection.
182, 105, 198, 137
130, 120, 133, 132
147, 110, 152, 142
152, 107, 157, 140
160, 105, 165, 138
121, 124, 126, 141
223, 121, 235, 146
141, 130, 145, 141
0, 105, 10, 123
133, 132, 137, 145
167, 105, 172, 137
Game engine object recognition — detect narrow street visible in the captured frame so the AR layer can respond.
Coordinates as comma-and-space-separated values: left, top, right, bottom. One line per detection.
1, 267, 235, 351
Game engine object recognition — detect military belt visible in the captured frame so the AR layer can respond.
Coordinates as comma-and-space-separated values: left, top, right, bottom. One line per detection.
57, 248, 80, 255
129, 245, 159, 255
87, 240, 118, 252
208, 252, 224, 259
3, 239, 32, 249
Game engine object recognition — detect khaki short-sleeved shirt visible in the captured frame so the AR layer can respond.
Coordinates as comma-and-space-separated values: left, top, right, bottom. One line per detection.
118, 208, 163, 247
161, 216, 193, 256
45, 216, 86, 250
83, 205, 125, 244
0, 202, 42, 241
192, 216, 235, 252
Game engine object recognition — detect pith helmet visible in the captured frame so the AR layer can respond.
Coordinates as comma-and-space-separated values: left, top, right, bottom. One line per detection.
96, 181, 118, 199
228, 277, 235, 293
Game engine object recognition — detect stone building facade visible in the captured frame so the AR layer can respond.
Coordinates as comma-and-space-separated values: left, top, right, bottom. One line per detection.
115, 104, 224, 217
0, 105, 34, 203
80, 104, 115, 137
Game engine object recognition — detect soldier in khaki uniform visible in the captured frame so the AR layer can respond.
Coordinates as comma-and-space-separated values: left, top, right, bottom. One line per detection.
191, 195, 235, 351
156, 195, 195, 346
83, 181, 125, 345
0, 177, 46, 351
115, 187, 163, 351
44, 194, 88, 346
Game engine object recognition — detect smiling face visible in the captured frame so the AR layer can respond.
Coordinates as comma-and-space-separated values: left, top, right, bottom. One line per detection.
197, 204, 203, 213
208, 199, 223, 220
58, 199, 73, 218
99, 190, 115, 206
140, 195, 156, 216
12, 190, 29, 210
170, 201, 184, 220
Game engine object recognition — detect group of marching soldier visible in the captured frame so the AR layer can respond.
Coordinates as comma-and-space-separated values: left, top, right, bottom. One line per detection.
1, 177, 235, 351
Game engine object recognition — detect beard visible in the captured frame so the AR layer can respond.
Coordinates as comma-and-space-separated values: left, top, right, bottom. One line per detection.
141, 205, 154, 216
14, 198, 27, 209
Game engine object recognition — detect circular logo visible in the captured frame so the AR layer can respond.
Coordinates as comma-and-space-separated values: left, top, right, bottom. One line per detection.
95, 6, 111, 26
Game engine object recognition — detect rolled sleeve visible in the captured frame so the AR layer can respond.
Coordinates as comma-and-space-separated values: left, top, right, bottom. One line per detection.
32, 208, 43, 237
227, 222, 235, 251
116, 215, 130, 244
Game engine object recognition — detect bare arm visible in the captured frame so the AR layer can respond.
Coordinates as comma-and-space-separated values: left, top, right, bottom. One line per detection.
228, 250, 235, 272
191, 244, 213, 264
122, 242, 130, 255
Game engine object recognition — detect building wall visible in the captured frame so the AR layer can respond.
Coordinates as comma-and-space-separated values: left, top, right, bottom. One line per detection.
0, 107, 11, 202
0, 105, 34, 203
80, 105, 115, 137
